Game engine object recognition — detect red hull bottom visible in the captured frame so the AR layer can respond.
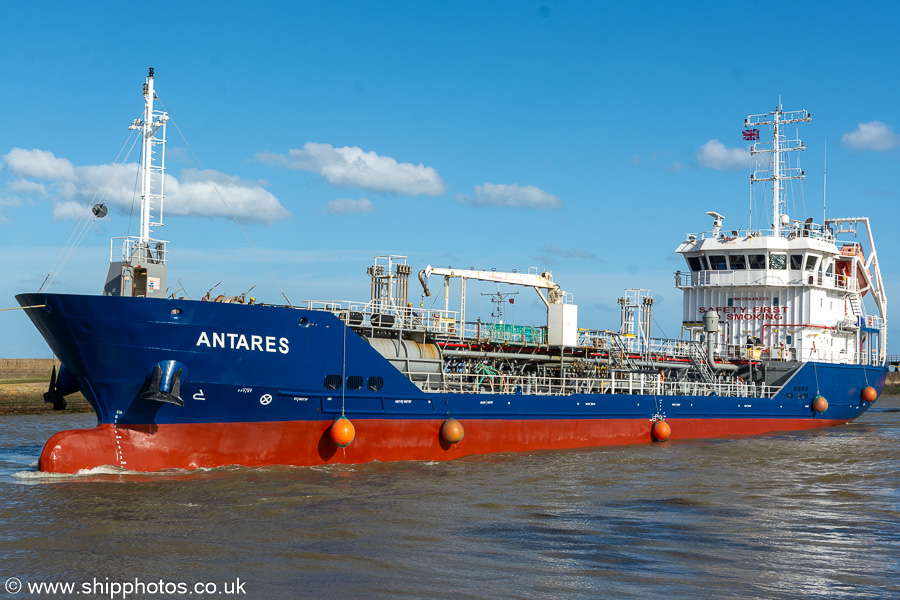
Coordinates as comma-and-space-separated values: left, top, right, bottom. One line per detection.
38, 417, 850, 474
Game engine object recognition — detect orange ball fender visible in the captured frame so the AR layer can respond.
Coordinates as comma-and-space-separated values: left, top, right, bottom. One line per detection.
812, 395, 828, 413
861, 386, 878, 403
330, 416, 356, 447
440, 418, 465, 444
651, 420, 671, 442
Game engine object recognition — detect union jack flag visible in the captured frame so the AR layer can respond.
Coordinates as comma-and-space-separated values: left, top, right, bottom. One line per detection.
742, 128, 760, 141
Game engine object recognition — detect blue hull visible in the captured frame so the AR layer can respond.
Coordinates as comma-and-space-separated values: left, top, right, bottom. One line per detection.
17, 293, 885, 472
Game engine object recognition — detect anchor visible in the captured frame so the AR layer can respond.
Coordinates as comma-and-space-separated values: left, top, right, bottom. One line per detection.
44, 364, 80, 411
142, 360, 186, 406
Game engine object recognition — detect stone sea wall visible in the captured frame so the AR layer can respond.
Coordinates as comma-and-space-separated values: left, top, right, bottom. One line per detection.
0, 359, 91, 414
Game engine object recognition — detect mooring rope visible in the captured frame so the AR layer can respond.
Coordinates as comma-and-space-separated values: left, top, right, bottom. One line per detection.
341, 322, 347, 417
0, 305, 46, 312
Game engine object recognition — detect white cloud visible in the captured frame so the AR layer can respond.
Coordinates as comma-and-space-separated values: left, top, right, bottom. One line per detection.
167, 169, 290, 222
9, 179, 48, 196
540, 244, 597, 260
535, 244, 598, 265
4, 148, 75, 180
456, 183, 562, 209
256, 142, 445, 196
0, 196, 22, 224
1, 149, 290, 223
52, 200, 87, 220
695, 140, 751, 171
325, 197, 375, 215
841, 121, 900, 151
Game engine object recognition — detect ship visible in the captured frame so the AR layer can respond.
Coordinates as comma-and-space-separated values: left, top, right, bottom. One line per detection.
18, 69, 888, 473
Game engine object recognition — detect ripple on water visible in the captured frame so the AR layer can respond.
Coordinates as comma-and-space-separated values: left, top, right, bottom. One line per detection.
0, 399, 897, 599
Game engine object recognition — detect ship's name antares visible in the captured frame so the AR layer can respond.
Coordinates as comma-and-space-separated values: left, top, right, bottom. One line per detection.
196, 332, 289, 354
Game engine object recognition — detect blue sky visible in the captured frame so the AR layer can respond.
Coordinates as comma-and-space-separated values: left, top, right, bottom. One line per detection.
2, 2, 899, 358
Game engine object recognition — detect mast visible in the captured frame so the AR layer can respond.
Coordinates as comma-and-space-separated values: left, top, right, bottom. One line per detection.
773, 111, 780, 234
746, 106, 810, 235
130, 67, 169, 246
104, 68, 170, 298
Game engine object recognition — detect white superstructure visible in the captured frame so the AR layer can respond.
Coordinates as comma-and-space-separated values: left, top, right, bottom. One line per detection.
675, 106, 887, 366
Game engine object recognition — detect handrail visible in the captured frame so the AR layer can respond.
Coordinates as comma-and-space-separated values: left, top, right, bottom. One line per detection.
676, 269, 858, 292
109, 236, 168, 264
299, 299, 880, 366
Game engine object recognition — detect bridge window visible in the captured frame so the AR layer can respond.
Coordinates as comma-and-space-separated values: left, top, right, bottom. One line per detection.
748, 254, 766, 269
790, 254, 803, 270
770, 253, 786, 270
708, 255, 727, 270
804, 255, 819, 271
687, 256, 703, 271
728, 254, 746, 269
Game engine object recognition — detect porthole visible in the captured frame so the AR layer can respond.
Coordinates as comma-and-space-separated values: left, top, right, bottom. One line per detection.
324, 374, 341, 390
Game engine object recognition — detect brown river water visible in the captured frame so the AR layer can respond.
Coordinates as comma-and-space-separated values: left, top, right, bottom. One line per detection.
1, 397, 898, 600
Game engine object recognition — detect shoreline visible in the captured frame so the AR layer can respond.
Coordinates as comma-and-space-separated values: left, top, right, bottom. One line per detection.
0, 381, 92, 415
0, 361, 92, 414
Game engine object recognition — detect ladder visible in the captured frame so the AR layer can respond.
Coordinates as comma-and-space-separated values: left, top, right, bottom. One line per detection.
688, 343, 717, 384
848, 294, 864, 319
609, 334, 641, 371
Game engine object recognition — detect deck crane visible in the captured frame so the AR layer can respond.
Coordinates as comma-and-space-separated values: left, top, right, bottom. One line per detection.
420, 266, 577, 346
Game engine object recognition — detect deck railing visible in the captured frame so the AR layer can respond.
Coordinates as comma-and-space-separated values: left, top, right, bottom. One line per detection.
431, 370, 776, 398
677, 269, 858, 292
109, 236, 168, 264
686, 224, 833, 243
302, 300, 883, 367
